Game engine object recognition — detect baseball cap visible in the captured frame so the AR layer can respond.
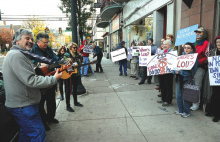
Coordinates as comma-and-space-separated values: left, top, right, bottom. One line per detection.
194, 27, 204, 32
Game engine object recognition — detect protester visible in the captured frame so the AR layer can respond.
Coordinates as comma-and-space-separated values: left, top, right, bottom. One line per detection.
93, 43, 103, 73
2, 29, 62, 141
138, 41, 147, 85
157, 40, 174, 106
130, 41, 137, 78
79, 40, 90, 76
190, 27, 210, 111
64, 43, 83, 112
116, 41, 128, 76
31, 33, 60, 130
166, 34, 176, 50
204, 35, 220, 122
173, 42, 198, 118
147, 38, 157, 84
57, 46, 66, 100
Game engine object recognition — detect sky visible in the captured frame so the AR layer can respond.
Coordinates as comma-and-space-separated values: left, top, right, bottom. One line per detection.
0, 0, 69, 30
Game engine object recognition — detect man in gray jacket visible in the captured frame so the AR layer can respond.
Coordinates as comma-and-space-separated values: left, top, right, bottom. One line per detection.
2, 29, 62, 142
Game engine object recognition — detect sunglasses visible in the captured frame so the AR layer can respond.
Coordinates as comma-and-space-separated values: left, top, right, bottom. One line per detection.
72, 47, 77, 49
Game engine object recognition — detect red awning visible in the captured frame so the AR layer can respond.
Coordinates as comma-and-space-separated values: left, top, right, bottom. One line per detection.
101, 32, 109, 37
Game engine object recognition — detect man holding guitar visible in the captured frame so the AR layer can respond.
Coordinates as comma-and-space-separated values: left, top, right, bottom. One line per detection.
31, 33, 60, 130
2, 29, 62, 142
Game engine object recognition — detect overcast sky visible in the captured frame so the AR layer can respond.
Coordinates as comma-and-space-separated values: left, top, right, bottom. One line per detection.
0, 0, 69, 30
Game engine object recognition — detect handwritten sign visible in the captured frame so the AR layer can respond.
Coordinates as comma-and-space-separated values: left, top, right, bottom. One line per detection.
111, 48, 127, 62
147, 51, 178, 76
175, 24, 198, 46
83, 45, 93, 53
138, 46, 151, 66
127, 47, 133, 60
172, 53, 198, 70
208, 56, 220, 86
132, 46, 139, 56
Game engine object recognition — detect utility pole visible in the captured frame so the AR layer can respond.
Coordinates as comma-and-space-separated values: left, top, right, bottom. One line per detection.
71, 0, 86, 95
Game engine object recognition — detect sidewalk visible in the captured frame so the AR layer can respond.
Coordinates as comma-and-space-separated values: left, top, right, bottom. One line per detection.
47, 57, 220, 142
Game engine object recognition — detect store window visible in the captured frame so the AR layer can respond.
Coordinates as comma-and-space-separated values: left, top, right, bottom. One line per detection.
111, 31, 118, 51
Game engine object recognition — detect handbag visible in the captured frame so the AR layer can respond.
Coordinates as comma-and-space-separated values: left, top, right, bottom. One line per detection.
182, 70, 200, 103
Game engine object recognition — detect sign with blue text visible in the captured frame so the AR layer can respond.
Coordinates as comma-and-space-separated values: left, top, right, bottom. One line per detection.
83, 45, 93, 53
175, 24, 198, 46
208, 56, 220, 86
139, 46, 151, 66
147, 51, 178, 76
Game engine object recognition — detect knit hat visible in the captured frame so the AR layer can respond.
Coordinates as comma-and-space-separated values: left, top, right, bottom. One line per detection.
215, 35, 220, 46
148, 38, 153, 43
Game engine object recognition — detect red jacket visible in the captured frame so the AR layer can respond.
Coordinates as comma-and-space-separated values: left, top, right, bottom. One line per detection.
195, 40, 210, 67
79, 40, 89, 57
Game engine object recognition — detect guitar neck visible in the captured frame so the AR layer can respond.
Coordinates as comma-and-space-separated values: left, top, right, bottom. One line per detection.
46, 67, 67, 76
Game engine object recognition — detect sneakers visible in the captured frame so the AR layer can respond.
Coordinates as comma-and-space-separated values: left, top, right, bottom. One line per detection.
190, 104, 199, 111
157, 100, 164, 103
119, 73, 122, 76
174, 110, 183, 115
181, 113, 190, 118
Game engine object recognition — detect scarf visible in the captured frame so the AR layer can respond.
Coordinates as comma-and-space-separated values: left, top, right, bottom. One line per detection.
194, 30, 208, 46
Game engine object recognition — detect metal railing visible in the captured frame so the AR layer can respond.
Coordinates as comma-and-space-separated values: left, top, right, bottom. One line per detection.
101, 0, 122, 11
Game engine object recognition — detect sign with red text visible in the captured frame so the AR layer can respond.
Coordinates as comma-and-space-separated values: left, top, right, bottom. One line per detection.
138, 46, 151, 66
111, 48, 127, 62
208, 56, 220, 86
147, 51, 178, 76
172, 53, 198, 71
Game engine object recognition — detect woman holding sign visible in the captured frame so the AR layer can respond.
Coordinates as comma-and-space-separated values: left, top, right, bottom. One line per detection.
204, 35, 220, 122
173, 42, 198, 118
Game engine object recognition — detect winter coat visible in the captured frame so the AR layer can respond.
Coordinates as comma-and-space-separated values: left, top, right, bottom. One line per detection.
195, 39, 210, 67
79, 40, 90, 57
150, 44, 157, 55
93, 46, 103, 57
116, 41, 128, 55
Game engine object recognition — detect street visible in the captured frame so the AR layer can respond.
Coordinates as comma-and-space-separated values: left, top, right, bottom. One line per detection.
46, 57, 220, 142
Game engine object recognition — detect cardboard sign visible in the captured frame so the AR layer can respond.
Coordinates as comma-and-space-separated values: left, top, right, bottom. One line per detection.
138, 46, 151, 66
127, 47, 133, 60
208, 56, 220, 86
132, 46, 139, 56
175, 24, 198, 46
147, 51, 178, 76
111, 48, 127, 62
172, 53, 198, 70
83, 45, 93, 53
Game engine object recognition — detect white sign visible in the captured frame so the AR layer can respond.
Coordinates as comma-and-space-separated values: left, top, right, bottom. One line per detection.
172, 53, 198, 71
147, 51, 178, 76
208, 56, 220, 86
111, 48, 127, 62
139, 46, 151, 66
83, 45, 93, 53
132, 46, 140, 56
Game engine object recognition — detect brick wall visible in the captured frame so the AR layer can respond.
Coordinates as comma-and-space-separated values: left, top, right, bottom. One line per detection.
181, 0, 217, 44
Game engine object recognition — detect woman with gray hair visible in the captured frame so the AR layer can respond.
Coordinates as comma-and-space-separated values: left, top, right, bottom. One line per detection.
157, 40, 174, 107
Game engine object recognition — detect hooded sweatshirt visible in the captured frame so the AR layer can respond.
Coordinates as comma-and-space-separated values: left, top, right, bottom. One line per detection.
79, 40, 89, 57
116, 41, 128, 55
2, 45, 57, 108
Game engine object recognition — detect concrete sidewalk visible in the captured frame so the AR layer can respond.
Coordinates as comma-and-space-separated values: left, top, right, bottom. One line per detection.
47, 57, 220, 142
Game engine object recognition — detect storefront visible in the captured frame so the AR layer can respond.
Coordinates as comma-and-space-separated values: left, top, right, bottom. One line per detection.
110, 14, 120, 51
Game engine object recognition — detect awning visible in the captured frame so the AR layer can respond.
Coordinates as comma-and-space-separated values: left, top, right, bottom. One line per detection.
101, 32, 109, 37
182, 0, 193, 8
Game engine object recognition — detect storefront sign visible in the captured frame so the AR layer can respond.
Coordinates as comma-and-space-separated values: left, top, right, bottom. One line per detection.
147, 51, 178, 76
132, 46, 139, 56
111, 48, 127, 62
112, 15, 119, 32
83, 45, 93, 53
175, 24, 198, 46
127, 47, 133, 60
172, 53, 198, 70
208, 56, 220, 86
139, 46, 151, 66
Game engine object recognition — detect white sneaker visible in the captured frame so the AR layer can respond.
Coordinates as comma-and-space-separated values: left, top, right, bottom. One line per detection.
181, 113, 190, 118
190, 104, 199, 111
174, 110, 183, 115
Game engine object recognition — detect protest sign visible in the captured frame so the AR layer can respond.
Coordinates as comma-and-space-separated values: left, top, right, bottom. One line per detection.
138, 46, 151, 66
132, 46, 139, 56
147, 51, 178, 76
208, 56, 220, 86
111, 48, 127, 62
83, 45, 93, 53
127, 47, 133, 60
175, 24, 198, 46
172, 53, 198, 71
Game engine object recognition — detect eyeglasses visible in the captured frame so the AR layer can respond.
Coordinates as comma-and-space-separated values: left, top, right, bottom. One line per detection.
216, 42, 220, 44
41, 41, 49, 44
184, 47, 191, 50
72, 47, 77, 49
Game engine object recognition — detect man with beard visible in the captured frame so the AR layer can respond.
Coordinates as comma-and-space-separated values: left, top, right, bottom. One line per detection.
31, 33, 60, 131
2, 29, 62, 141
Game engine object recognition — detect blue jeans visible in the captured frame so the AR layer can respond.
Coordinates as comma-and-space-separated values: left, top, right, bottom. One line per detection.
81, 57, 89, 75
176, 81, 191, 115
7, 105, 46, 142
119, 59, 127, 75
